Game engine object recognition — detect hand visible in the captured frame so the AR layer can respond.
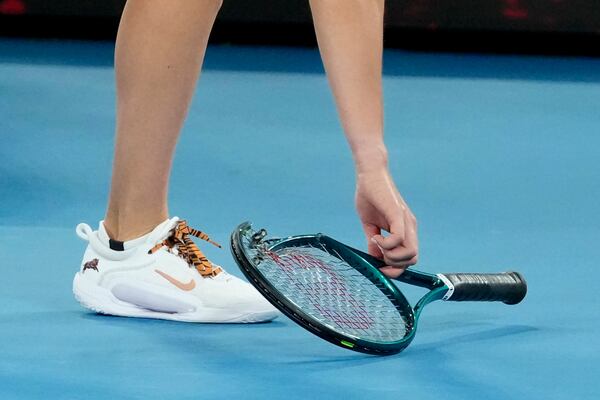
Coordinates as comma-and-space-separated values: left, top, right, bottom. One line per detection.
355, 168, 418, 278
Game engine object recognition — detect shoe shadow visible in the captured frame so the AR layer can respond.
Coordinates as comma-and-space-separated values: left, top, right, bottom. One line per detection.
79, 311, 288, 328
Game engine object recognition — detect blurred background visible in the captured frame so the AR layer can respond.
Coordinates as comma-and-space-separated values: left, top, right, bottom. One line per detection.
1, 0, 599, 53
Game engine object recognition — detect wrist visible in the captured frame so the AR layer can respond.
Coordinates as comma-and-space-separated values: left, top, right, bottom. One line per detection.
352, 142, 389, 174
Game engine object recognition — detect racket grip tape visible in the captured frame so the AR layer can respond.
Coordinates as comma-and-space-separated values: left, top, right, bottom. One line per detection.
437, 272, 527, 304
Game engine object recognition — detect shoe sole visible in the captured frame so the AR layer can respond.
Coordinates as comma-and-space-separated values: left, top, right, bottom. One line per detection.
73, 273, 279, 323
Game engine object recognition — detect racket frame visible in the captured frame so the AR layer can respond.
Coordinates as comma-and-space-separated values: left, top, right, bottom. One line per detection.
230, 222, 450, 355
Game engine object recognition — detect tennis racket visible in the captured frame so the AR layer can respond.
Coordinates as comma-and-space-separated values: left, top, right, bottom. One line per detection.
230, 222, 527, 355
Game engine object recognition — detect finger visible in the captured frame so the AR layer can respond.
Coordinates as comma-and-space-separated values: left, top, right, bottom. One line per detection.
372, 208, 407, 251
362, 222, 380, 242
382, 245, 417, 264
362, 223, 383, 259
380, 218, 418, 266
405, 256, 418, 266
379, 265, 407, 278
371, 232, 405, 251
389, 255, 418, 267
405, 211, 418, 244
369, 241, 384, 259
402, 215, 419, 262
388, 211, 406, 241
379, 255, 417, 277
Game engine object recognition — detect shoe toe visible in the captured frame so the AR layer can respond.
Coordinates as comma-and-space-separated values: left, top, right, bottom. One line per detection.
227, 276, 280, 320
196, 274, 280, 322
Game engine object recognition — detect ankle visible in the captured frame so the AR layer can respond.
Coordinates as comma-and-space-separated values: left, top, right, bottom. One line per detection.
104, 212, 168, 242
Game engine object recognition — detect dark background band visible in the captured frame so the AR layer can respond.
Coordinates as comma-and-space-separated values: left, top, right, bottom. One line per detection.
1, 0, 599, 55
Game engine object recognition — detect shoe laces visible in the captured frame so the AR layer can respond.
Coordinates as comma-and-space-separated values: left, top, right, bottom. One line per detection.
148, 220, 223, 277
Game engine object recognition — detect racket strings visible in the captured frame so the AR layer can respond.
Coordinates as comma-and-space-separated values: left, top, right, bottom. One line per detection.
248, 239, 410, 342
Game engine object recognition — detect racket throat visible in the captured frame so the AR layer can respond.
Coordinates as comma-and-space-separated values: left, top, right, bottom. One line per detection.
436, 274, 456, 301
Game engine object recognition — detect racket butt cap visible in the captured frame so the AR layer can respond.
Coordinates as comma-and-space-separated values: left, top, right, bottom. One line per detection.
503, 271, 527, 305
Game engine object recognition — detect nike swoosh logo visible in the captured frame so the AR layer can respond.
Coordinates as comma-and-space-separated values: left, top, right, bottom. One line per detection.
155, 269, 196, 291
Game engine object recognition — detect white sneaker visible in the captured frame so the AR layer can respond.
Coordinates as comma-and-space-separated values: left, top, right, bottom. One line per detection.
73, 217, 279, 323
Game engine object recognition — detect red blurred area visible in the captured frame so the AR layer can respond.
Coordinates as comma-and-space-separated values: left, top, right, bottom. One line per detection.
0, 0, 26, 15
502, 0, 529, 19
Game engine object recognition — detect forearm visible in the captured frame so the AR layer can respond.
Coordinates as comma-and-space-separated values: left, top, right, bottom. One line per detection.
309, 0, 386, 172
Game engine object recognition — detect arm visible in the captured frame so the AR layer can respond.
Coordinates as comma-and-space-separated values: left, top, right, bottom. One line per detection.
309, 0, 418, 276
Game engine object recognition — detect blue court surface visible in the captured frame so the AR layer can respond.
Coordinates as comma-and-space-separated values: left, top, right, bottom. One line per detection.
1, 39, 599, 400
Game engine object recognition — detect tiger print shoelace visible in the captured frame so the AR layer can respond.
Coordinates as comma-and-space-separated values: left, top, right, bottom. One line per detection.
148, 220, 223, 277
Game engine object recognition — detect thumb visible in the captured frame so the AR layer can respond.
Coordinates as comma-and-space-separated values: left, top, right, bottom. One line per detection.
371, 235, 386, 257
363, 223, 383, 258
372, 231, 405, 251
371, 234, 385, 248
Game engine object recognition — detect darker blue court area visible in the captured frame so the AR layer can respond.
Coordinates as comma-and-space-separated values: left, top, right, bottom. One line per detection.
1, 39, 599, 400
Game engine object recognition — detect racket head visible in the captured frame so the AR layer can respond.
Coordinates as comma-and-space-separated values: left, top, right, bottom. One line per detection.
230, 222, 417, 355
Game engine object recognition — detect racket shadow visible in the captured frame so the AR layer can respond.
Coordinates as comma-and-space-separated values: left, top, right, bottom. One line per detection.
279, 325, 537, 367
408, 324, 538, 355
281, 353, 390, 367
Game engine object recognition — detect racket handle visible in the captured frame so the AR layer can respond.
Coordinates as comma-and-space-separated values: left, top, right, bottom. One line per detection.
437, 272, 527, 304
